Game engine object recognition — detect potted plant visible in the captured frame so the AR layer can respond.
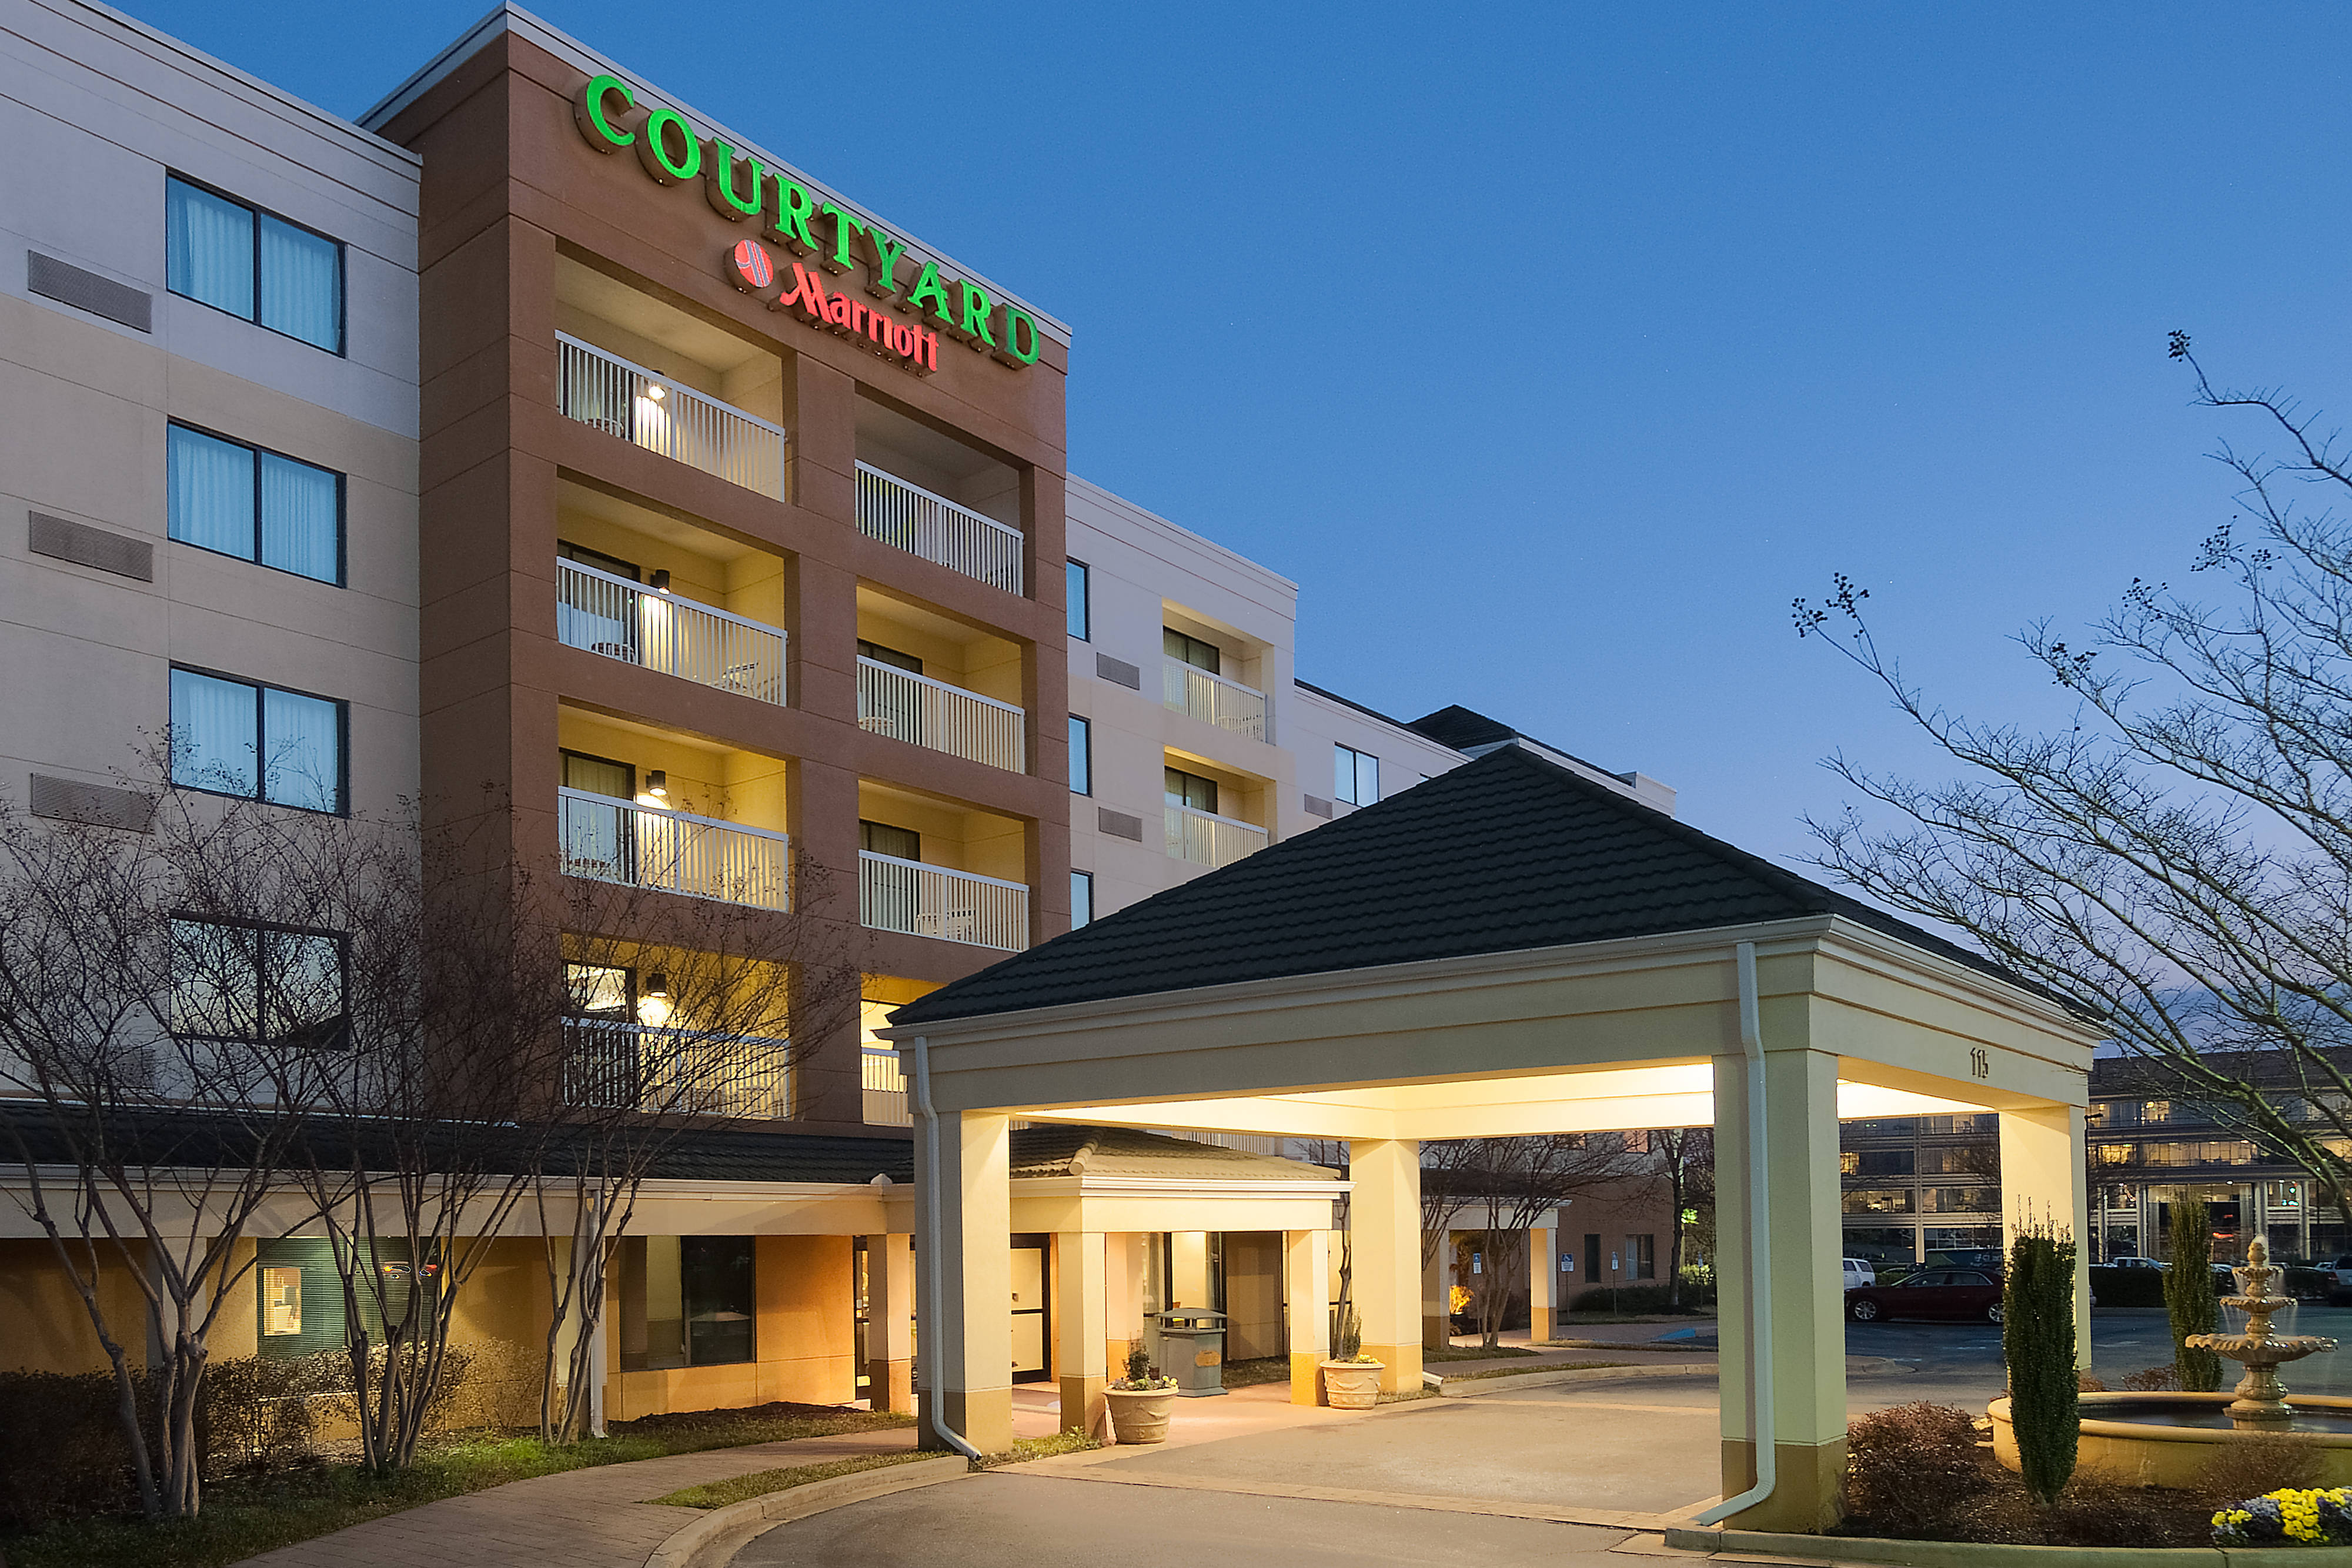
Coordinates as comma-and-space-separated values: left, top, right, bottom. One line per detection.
1321, 1302, 1385, 1409
1104, 1338, 1178, 1443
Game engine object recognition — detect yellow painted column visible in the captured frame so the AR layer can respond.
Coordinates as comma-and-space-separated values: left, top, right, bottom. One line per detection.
1055, 1232, 1108, 1435
1349, 1137, 1423, 1393
1171, 1231, 1211, 1308
1421, 1233, 1448, 1349
2000, 1105, 2092, 1366
1104, 1232, 1142, 1378
1530, 1213, 1559, 1343
913, 1108, 1013, 1454
1284, 1228, 1331, 1405
1713, 1039, 1846, 1532
862, 1233, 913, 1413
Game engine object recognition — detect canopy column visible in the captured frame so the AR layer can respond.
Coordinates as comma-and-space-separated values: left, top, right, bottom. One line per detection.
1285, 1228, 1330, 1405
862, 1233, 913, 1413
1422, 1237, 1447, 1349
1531, 1211, 1560, 1343
913, 1108, 1013, 1454
1349, 1137, 1422, 1393
1714, 1044, 1846, 1532
2000, 1105, 2092, 1364
1055, 1231, 1107, 1434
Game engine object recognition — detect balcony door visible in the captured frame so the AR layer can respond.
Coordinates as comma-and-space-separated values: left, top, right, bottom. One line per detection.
562, 751, 636, 881
558, 541, 642, 660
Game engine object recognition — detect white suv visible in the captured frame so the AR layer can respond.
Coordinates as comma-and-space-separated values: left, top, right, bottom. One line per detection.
1843, 1258, 1877, 1290
2331, 1256, 2352, 1303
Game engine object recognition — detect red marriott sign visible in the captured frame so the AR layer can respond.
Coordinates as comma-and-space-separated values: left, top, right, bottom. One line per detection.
727, 239, 938, 374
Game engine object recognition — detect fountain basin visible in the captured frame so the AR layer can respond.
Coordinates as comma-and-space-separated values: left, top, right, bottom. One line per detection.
1989, 1392, 2352, 1488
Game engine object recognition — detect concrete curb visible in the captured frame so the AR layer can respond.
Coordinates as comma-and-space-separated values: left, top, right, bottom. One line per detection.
1660, 1525, 2328, 1568
1435, 1362, 1718, 1397
642, 1455, 968, 1568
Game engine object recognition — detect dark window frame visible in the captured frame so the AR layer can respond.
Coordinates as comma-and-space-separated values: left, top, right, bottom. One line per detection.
1066, 559, 1090, 641
168, 908, 352, 1051
1069, 714, 1092, 796
166, 419, 348, 586
1071, 868, 1094, 929
168, 663, 350, 816
165, 172, 348, 356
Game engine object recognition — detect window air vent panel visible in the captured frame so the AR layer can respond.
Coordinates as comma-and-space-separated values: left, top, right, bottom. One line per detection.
1094, 653, 1142, 690
27, 252, 152, 332
1303, 794, 1334, 818
30, 773, 157, 832
29, 511, 153, 581
1097, 808, 1145, 842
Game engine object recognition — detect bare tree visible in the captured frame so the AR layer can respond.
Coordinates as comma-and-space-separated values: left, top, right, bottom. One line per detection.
0, 773, 348, 1519
1430, 1135, 1661, 1349
1652, 1127, 1713, 1308
1794, 336, 2352, 1226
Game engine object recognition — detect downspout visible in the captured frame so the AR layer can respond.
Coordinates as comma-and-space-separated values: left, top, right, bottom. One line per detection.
1698, 940, 1776, 1525
908, 1034, 982, 1462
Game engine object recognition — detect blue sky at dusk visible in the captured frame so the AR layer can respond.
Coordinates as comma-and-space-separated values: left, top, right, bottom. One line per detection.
117, 0, 2352, 868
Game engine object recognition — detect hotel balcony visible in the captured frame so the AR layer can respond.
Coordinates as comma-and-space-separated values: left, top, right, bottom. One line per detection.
554, 255, 787, 500
856, 586, 1027, 773
560, 558, 786, 704
560, 1017, 790, 1119
857, 781, 1030, 952
558, 790, 790, 910
1164, 802, 1268, 870
557, 711, 792, 911
1163, 661, 1266, 742
862, 1045, 910, 1126
855, 394, 1024, 594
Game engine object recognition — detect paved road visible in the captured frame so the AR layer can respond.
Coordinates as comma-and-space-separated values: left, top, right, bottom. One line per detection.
733, 1473, 1642, 1568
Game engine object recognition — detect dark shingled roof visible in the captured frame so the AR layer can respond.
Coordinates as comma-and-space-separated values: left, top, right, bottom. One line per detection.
1006, 1125, 1337, 1181
1405, 703, 1521, 751
891, 744, 2031, 1028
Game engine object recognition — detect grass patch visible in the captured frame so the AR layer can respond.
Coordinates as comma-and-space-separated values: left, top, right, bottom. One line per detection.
1438, 1360, 1629, 1382
653, 1452, 925, 1509
0, 1405, 911, 1568
976, 1430, 1102, 1468
1375, 1387, 1436, 1403
1424, 1343, 1539, 1362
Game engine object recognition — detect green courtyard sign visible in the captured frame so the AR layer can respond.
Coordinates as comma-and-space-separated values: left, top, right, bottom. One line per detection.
574, 73, 1044, 375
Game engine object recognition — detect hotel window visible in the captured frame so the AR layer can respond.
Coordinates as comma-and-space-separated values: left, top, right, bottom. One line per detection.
1923, 1186, 1996, 1213
169, 667, 346, 813
1164, 766, 1218, 815
1069, 716, 1092, 795
168, 423, 343, 584
1626, 1234, 1656, 1281
619, 1235, 756, 1369
261, 1266, 302, 1337
1163, 628, 1220, 676
169, 916, 348, 1049
860, 820, 921, 862
165, 175, 344, 352
1334, 744, 1378, 806
1842, 1188, 1915, 1215
857, 639, 923, 674
1071, 870, 1094, 929
1066, 560, 1089, 640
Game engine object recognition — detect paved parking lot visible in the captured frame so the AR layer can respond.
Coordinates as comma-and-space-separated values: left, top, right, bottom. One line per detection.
1846, 1304, 2352, 1405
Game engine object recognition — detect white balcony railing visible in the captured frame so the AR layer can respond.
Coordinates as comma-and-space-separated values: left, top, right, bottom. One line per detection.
557, 788, 791, 910
556, 332, 787, 500
858, 851, 1028, 952
857, 657, 1025, 774
559, 558, 786, 705
856, 462, 1023, 594
1163, 661, 1267, 742
561, 1017, 790, 1119
863, 1045, 911, 1127
1165, 803, 1268, 870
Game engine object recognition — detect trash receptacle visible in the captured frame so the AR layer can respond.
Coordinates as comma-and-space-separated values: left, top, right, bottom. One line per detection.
1155, 1307, 1228, 1396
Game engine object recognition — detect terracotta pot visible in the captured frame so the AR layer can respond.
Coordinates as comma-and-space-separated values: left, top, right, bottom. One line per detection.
1105, 1386, 1176, 1443
1321, 1359, 1385, 1409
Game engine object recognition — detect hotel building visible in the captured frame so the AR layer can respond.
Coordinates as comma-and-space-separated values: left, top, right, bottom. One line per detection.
1, 0, 1682, 1424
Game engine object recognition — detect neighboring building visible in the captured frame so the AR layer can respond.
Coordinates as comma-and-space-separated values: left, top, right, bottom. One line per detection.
0, 0, 422, 833
1835, 1114, 2005, 1270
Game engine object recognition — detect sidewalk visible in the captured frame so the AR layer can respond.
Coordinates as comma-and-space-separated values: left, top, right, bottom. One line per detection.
236, 1428, 923, 1568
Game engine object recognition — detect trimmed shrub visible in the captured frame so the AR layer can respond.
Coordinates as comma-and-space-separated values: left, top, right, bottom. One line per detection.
2003, 1223, 2078, 1505
2196, 1434, 2327, 1506
2166, 1201, 2223, 1392
1565, 1282, 1708, 1315
1844, 1402, 1987, 1536
2119, 1362, 2181, 1390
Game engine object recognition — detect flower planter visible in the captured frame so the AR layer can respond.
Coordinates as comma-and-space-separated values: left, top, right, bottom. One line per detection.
1321, 1359, 1385, 1409
1105, 1386, 1176, 1443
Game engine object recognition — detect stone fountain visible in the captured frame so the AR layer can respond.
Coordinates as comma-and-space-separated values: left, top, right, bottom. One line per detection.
2187, 1238, 2339, 1431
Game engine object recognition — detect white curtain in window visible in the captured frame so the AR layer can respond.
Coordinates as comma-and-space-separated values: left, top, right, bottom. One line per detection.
260, 453, 338, 582
258, 215, 340, 350
168, 426, 256, 558
166, 179, 254, 318
170, 669, 257, 795
262, 687, 340, 811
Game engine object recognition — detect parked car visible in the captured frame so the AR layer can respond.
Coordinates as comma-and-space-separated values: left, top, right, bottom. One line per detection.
2104, 1255, 2167, 1270
2330, 1255, 2352, 1303
1846, 1268, 2004, 1324
1842, 1258, 1877, 1289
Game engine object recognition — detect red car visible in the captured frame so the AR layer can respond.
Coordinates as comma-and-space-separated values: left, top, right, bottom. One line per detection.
1845, 1267, 2004, 1324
